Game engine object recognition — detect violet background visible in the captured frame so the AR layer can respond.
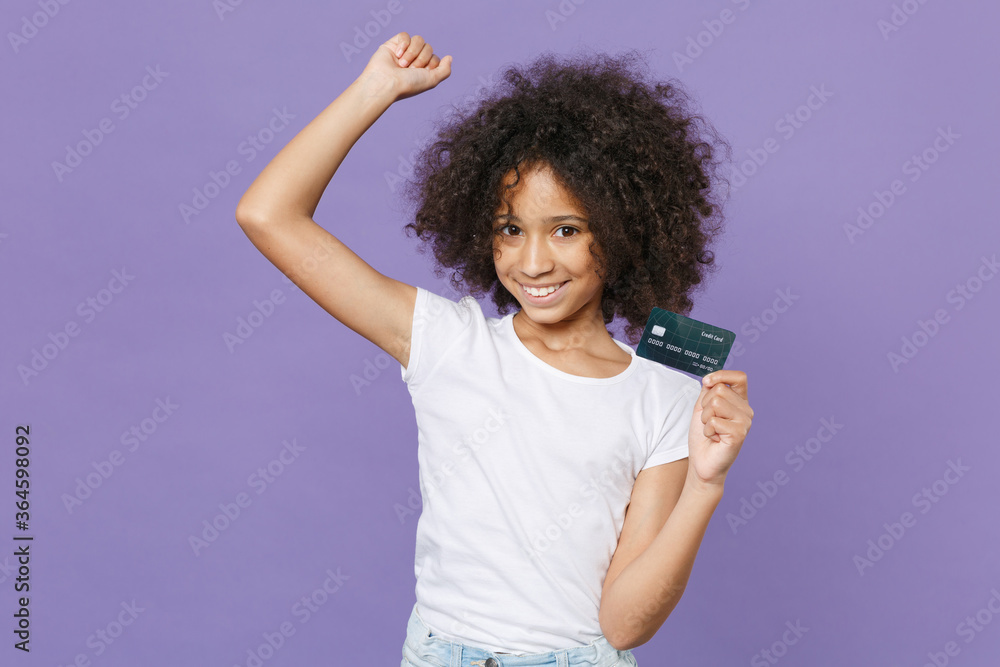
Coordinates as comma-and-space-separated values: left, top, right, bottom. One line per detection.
2, 0, 998, 665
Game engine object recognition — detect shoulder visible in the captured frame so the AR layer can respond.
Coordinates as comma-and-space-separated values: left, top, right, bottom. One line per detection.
416, 286, 487, 328
404, 287, 494, 386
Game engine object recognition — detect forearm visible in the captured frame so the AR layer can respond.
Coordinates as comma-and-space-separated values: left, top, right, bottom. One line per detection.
235, 73, 396, 224
600, 471, 723, 650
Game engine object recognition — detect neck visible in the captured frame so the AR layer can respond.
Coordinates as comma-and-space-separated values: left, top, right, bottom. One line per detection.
513, 308, 612, 353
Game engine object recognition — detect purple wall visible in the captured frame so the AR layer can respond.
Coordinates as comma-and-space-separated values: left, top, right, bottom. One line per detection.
3, 1, 998, 665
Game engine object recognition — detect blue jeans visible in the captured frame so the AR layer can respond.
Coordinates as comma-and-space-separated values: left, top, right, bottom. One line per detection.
401, 603, 639, 667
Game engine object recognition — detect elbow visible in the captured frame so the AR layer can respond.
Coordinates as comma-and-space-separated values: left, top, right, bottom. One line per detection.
235, 201, 265, 228
600, 587, 687, 651
604, 629, 642, 652
605, 621, 654, 652
599, 607, 642, 652
604, 633, 629, 652
235, 192, 282, 227
609, 627, 647, 652
236, 201, 309, 229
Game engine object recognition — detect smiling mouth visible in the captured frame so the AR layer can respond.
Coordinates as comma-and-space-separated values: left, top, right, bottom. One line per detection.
519, 281, 568, 299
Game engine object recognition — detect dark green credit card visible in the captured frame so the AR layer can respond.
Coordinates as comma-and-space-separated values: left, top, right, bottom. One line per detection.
635, 308, 736, 377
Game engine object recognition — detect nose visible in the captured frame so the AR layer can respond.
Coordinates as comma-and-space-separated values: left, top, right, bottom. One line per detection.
518, 232, 555, 277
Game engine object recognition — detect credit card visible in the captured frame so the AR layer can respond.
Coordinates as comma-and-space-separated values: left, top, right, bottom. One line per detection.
635, 308, 735, 377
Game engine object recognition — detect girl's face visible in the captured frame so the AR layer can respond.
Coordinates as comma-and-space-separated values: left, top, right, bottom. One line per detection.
492, 163, 606, 327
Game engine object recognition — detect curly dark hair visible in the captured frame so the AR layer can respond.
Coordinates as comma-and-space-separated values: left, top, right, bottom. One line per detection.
399, 48, 732, 345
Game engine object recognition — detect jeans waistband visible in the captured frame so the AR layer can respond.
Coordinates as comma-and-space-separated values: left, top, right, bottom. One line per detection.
403, 603, 632, 667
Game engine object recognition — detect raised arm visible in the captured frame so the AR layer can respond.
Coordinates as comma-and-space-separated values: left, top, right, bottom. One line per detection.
235, 33, 452, 368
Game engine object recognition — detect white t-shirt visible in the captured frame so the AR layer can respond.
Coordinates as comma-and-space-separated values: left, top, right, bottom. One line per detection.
400, 286, 702, 653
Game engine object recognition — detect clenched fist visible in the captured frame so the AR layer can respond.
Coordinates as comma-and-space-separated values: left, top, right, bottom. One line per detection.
359, 32, 452, 103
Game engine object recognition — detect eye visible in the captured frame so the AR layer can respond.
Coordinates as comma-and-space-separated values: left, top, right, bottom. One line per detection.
494, 224, 579, 237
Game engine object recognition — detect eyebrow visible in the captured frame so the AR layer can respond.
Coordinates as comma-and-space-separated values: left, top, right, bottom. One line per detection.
493, 214, 589, 225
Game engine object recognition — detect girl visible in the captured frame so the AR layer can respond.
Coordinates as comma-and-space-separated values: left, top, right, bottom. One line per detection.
236, 32, 753, 667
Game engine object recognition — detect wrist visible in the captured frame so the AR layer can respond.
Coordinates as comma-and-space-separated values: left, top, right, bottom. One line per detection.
684, 470, 725, 499
353, 70, 400, 106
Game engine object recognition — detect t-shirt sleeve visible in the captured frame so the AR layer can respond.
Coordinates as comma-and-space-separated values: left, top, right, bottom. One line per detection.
400, 286, 478, 387
641, 378, 702, 471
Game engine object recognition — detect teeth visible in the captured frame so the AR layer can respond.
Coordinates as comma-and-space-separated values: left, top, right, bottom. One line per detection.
523, 283, 562, 297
